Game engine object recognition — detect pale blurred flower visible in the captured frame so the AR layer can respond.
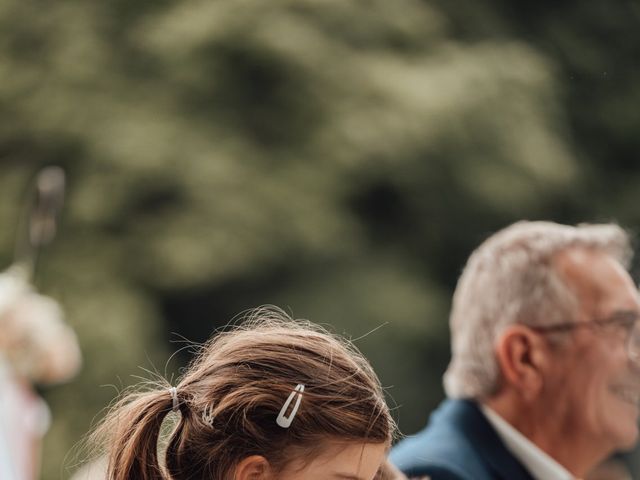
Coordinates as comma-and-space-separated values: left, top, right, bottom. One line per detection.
0, 270, 81, 384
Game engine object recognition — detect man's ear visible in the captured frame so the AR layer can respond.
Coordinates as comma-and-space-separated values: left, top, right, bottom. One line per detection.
235, 455, 272, 480
494, 325, 548, 400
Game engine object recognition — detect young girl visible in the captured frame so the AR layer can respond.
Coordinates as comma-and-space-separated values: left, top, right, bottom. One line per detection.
93, 307, 397, 480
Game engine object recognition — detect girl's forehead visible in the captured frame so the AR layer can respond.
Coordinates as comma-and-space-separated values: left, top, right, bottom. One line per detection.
279, 442, 388, 480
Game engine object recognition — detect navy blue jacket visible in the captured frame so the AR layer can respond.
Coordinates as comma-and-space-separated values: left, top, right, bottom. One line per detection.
390, 399, 536, 480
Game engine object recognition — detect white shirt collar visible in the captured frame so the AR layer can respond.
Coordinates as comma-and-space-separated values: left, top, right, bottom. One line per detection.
480, 403, 575, 480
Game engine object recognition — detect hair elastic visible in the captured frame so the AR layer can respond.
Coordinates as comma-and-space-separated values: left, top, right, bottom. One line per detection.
276, 384, 304, 428
169, 387, 179, 413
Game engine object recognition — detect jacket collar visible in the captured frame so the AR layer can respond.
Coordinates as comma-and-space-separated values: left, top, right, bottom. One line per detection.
435, 398, 536, 480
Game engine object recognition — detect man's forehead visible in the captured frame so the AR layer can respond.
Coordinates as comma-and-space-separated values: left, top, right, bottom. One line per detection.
554, 247, 639, 314
554, 245, 612, 264
553, 247, 626, 281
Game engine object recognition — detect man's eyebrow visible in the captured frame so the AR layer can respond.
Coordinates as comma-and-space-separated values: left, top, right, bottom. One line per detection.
333, 474, 365, 480
610, 309, 640, 320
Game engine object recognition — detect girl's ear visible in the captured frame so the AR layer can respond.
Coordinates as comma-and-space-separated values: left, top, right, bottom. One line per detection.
235, 455, 272, 480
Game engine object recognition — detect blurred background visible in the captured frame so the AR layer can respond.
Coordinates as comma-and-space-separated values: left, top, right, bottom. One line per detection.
1, 0, 640, 477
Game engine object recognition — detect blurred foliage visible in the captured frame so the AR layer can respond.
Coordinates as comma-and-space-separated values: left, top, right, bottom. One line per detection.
0, 0, 638, 477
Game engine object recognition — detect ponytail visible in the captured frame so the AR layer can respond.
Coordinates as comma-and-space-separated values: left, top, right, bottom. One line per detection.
97, 388, 175, 480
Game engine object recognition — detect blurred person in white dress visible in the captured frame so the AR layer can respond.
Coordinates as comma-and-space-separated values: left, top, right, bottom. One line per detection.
0, 269, 81, 480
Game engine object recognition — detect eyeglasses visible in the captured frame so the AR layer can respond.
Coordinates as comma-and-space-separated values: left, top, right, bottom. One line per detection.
530, 310, 640, 359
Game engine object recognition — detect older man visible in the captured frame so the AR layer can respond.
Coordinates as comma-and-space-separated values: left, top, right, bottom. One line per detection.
391, 221, 640, 480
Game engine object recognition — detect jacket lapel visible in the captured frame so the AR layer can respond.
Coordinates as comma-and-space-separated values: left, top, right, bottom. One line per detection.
441, 399, 536, 480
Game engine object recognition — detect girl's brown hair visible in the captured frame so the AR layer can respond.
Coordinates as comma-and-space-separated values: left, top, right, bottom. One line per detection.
93, 307, 394, 479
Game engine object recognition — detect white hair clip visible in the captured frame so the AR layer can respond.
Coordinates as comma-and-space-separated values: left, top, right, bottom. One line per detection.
276, 384, 304, 428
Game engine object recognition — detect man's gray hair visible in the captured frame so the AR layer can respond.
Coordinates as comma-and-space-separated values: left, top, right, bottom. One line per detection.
443, 221, 632, 399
